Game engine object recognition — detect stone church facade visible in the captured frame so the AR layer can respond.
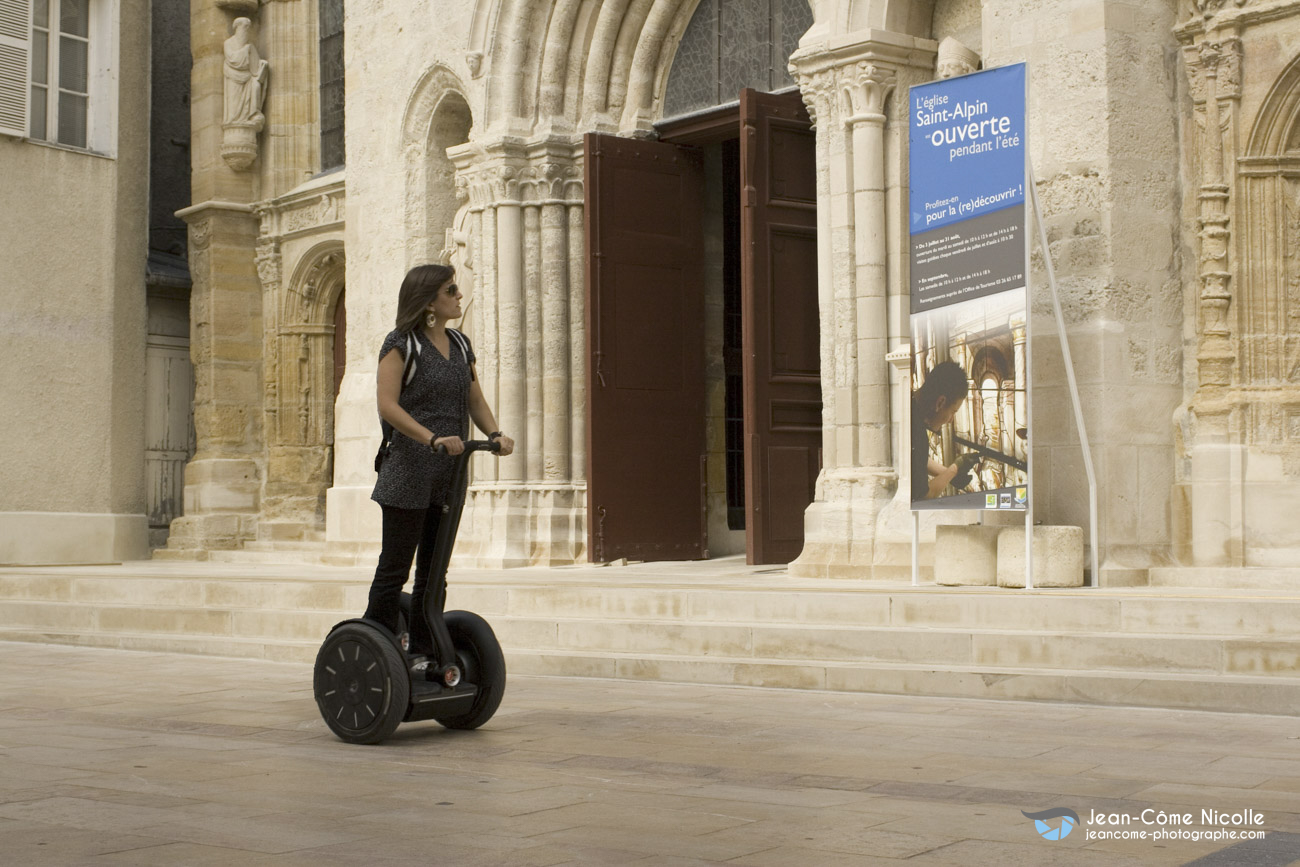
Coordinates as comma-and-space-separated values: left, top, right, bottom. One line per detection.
166, 0, 1300, 586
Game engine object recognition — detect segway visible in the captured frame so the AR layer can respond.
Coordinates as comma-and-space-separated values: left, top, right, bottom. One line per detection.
313, 440, 506, 744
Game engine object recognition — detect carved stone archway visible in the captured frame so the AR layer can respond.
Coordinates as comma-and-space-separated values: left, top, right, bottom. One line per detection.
258, 241, 346, 540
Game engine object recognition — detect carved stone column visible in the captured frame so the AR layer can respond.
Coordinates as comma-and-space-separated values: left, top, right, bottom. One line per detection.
787, 34, 936, 578
448, 136, 587, 565
845, 62, 896, 470
1192, 38, 1239, 406
1179, 26, 1245, 568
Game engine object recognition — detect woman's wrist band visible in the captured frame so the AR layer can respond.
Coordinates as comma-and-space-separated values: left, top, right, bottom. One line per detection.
488, 431, 503, 441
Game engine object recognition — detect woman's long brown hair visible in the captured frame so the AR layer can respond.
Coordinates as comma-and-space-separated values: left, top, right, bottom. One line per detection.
394, 263, 455, 334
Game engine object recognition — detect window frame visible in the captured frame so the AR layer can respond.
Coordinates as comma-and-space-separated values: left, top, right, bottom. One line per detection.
10, 0, 115, 154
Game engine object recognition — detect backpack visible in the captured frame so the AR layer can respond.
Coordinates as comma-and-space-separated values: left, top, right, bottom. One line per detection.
373, 329, 471, 472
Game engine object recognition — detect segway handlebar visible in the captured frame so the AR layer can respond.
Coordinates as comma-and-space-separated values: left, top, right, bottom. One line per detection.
432, 439, 503, 456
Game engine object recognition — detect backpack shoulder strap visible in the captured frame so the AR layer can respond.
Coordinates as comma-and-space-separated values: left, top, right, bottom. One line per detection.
403, 332, 420, 386
447, 328, 467, 361
381, 332, 421, 444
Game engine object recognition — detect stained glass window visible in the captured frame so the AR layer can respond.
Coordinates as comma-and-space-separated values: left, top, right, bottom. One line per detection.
319, 0, 344, 170
663, 0, 813, 120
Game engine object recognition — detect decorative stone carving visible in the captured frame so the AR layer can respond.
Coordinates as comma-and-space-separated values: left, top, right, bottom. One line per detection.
189, 218, 212, 250
790, 62, 835, 129
1193, 0, 1249, 18
254, 239, 281, 292
187, 219, 212, 284
466, 51, 483, 78
283, 194, 341, 233
936, 37, 980, 80
1286, 187, 1300, 383
1184, 37, 1241, 401
222, 17, 270, 171
840, 62, 896, 122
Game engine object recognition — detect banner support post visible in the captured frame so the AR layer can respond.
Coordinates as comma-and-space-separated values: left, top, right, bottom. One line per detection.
1025, 147, 1035, 592
911, 510, 920, 587
1028, 165, 1100, 587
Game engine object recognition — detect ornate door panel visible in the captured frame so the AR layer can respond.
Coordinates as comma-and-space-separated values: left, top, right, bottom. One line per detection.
740, 89, 821, 564
585, 133, 707, 562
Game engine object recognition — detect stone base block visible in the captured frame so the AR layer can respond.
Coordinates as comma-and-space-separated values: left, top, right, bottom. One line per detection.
166, 512, 259, 551
0, 511, 149, 565
457, 485, 587, 567
934, 525, 999, 586
325, 485, 382, 545
997, 525, 1085, 588
788, 468, 895, 579
257, 521, 324, 544
181, 458, 261, 514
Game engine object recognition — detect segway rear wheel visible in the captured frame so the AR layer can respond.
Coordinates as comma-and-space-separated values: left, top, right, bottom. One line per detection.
435, 610, 506, 730
314, 622, 409, 744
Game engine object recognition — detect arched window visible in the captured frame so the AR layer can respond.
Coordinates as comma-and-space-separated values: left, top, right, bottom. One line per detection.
319, 0, 344, 170
663, 0, 813, 119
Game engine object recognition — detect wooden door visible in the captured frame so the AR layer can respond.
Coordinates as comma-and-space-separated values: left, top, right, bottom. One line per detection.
585, 133, 708, 562
144, 339, 193, 535
739, 89, 821, 564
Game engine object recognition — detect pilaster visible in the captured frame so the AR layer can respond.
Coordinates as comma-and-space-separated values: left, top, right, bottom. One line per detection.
1177, 19, 1246, 568
787, 31, 935, 578
166, 0, 268, 553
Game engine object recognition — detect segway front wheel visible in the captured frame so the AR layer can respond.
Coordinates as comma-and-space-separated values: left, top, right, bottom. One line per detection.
435, 610, 506, 730
314, 621, 409, 744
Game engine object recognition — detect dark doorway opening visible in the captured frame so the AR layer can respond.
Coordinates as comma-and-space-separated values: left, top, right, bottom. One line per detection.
585, 89, 819, 565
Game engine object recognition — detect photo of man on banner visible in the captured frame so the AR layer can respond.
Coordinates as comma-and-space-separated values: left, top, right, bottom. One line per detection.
910, 295, 1028, 509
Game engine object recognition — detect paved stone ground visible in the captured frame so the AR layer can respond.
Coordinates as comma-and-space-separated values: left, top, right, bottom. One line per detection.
2, 641, 1299, 866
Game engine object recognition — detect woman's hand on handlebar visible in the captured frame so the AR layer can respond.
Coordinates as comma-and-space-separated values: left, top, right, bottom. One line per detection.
431, 435, 465, 456
491, 433, 515, 457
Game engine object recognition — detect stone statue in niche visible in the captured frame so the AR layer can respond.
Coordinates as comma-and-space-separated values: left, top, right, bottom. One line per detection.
222, 17, 270, 170
936, 37, 980, 80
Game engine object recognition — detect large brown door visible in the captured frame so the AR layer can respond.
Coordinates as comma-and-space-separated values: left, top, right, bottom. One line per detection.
739, 89, 821, 564
585, 133, 707, 562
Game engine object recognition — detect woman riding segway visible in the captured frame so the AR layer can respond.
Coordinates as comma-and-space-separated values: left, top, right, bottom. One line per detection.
313, 263, 514, 744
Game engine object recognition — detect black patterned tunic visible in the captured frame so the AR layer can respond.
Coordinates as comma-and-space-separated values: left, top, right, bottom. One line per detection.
371, 328, 475, 509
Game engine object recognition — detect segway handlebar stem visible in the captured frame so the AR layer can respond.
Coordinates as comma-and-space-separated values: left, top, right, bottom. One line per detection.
423, 439, 499, 675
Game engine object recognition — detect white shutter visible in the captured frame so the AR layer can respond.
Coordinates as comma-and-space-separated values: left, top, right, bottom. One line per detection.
0, 0, 29, 137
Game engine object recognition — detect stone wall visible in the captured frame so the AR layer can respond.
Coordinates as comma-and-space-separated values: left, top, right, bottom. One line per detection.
0, 0, 151, 564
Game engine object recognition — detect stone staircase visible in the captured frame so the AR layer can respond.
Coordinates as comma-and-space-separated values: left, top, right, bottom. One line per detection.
2, 558, 1300, 715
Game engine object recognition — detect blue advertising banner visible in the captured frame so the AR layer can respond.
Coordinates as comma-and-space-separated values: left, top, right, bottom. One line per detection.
909, 63, 1029, 512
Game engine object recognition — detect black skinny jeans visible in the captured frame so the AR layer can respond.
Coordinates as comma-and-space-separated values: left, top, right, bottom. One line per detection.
364, 504, 444, 655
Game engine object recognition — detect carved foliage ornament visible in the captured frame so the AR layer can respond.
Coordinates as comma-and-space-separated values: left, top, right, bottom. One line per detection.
1185, 39, 1242, 103
841, 62, 896, 122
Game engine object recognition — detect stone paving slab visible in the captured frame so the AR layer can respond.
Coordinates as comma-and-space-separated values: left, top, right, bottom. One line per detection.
1, 641, 1299, 866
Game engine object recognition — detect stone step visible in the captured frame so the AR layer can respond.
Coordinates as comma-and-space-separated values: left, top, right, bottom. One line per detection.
208, 549, 330, 565
3, 595, 1298, 680
5, 571, 1300, 638
6, 562, 1300, 716
7, 623, 1294, 717
506, 650, 1300, 717
1149, 566, 1300, 590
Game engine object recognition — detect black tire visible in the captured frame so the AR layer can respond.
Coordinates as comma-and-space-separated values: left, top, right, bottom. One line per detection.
436, 610, 506, 730
314, 621, 410, 744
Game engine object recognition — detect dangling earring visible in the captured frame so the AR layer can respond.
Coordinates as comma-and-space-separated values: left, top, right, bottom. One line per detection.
426, 312, 436, 328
